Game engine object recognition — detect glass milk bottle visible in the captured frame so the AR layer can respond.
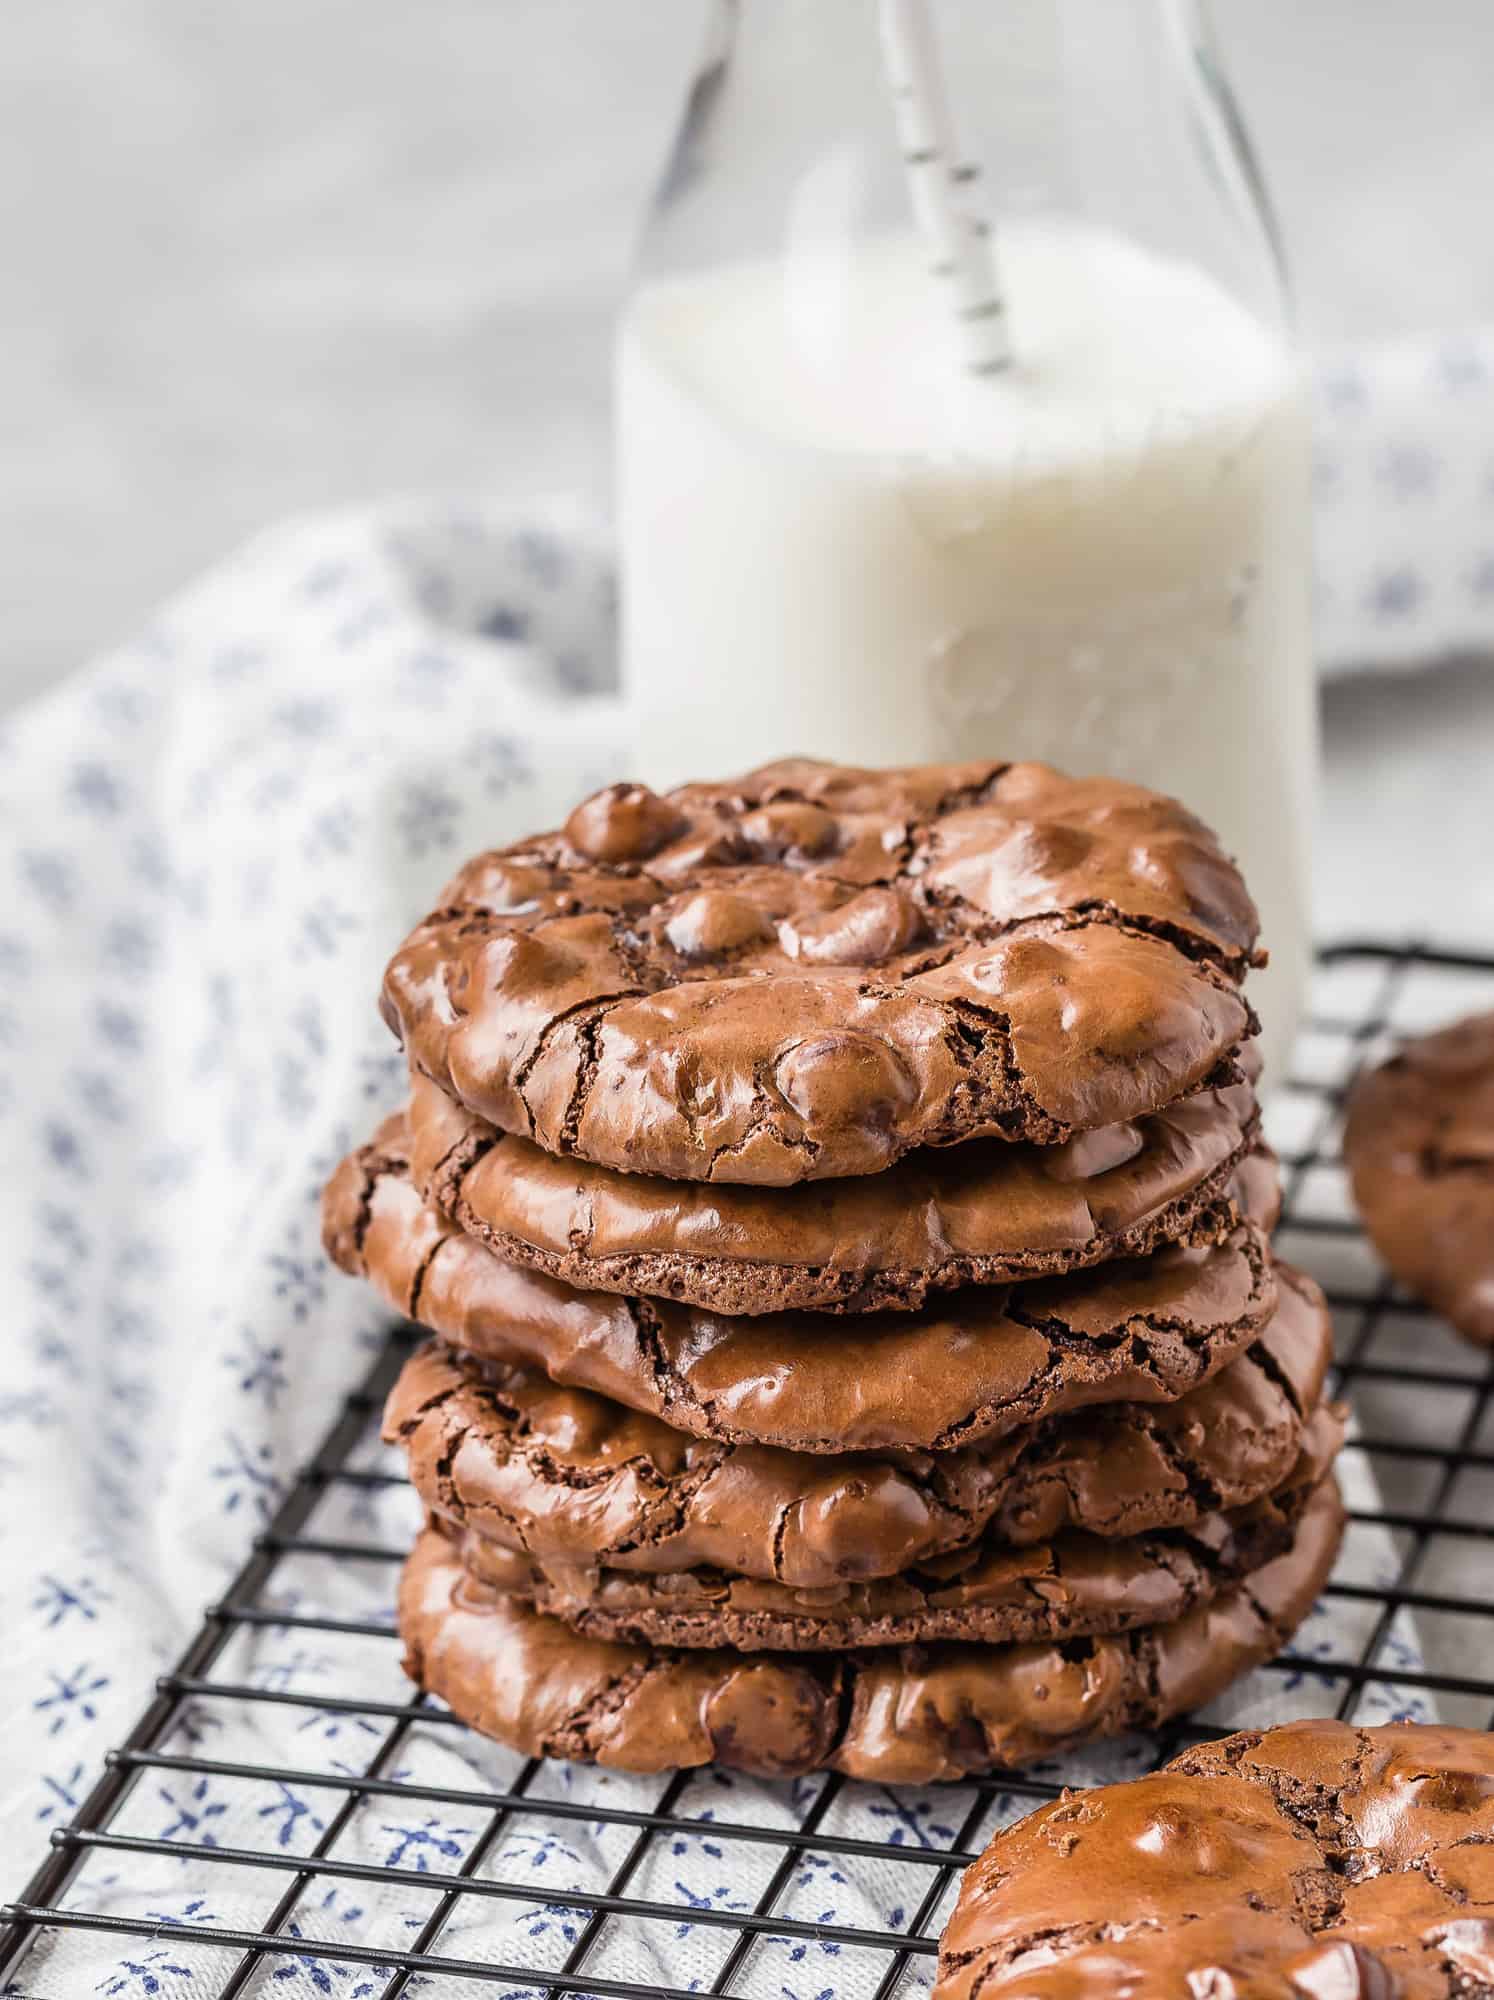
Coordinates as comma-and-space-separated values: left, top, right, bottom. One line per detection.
616, 0, 1314, 1079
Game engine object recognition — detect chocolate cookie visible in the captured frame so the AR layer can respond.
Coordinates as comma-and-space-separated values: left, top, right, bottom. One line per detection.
381, 760, 1258, 1185
383, 1263, 1338, 1586
406, 1065, 1262, 1313
327, 1118, 1279, 1453
396, 1478, 1343, 1783
1345, 1010, 1494, 1345
446, 1468, 1331, 1652
936, 1717, 1494, 2000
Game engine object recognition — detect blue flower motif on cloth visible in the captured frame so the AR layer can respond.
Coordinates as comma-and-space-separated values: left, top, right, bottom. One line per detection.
312, 1890, 371, 1928
18, 848, 76, 911
1435, 339, 1490, 392
294, 896, 360, 963
156, 1777, 230, 1845
67, 761, 129, 817
296, 1707, 383, 1757
380, 1815, 475, 1871
36, 1198, 90, 1265
669, 1814, 723, 1862
102, 915, 161, 980
671, 1878, 751, 1939
211, 1431, 285, 1520
104, 1371, 155, 1422
303, 801, 361, 863
31, 1323, 73, 1369
506, 1828, 583, 1871
32, 1571, 111, 1627
258, 1781, 328, 1849
513, 528, 568, 589
479, 604, 529, 644
226, 1327, 289, 1407
356, 1044, 404, 1103
775, 1921, 842, 1965
26, 1252, 85, 1317
791, 1852, 847, 1892
35, 1761, 88, 1823
1278, 1629, 1342, 1694
267, 1921, 384, 1995
0, 1386, 60, 1427
866, 1790, 956, 1849
1319, 366, 1369, 415
269, 1245, 327, 1323
166, 1704, 224, 1750
1377, 1627, 1431, 1684
42, 1118, 90, 1178
519, 1902, 584, 1946
91, 676, 157, 727
96, 1948, 196, 1996
95, 1001, 146, 1054
465, 730, 534, 800
274, 698, 338, 742
394, 775, 464, 862
1377, 443, 1441, 501
143, 1899, 219, 1929
33, 1662, 111, 1735
1366, 566, 1423, 621
103, 1297, 162, 1348
72, 1066, 133, 1126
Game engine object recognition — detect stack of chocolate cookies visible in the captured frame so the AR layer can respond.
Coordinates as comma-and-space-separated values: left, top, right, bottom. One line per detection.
323, 758, 1346, 1784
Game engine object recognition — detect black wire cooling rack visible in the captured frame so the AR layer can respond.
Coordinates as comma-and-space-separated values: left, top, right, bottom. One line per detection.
5, 939, 1494, 2000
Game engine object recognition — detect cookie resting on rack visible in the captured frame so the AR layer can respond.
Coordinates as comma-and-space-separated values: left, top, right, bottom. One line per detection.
1346, 1009, 1494, 1346
935, 1717, 1494, 2000
396, 1478, 1342, 1783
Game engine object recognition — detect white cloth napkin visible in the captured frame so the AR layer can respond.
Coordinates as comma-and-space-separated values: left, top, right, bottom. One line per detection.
0, 502, 1425, 1998
1314, 324, 1494, 674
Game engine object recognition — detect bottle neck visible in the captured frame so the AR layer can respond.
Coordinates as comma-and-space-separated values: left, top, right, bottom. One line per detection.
647, 0, 1287, 334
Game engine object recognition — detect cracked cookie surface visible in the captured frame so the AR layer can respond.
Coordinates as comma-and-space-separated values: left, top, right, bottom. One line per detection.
405, 1063, 1262, 1313
382, 1262, 1338, 1586
1346, 1010, 1494, 1347
380, 759, 1258, 1185
444, 1467, 1334, 1652
936, 1716, 1494, 2000
396, 1479, 1342, 1782
326, 1116, 1280, 1453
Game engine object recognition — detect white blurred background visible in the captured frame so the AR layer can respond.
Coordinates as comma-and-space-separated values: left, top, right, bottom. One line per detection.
4, 0, 1492, 712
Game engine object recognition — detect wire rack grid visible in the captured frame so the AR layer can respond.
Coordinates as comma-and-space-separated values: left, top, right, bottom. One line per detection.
4, 939, 1494, 2000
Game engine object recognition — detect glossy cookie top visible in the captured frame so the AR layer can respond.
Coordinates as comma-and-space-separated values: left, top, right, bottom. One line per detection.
936, 1718, 1494, 2000
406, 1063, 1261, 1313
381, 759, 1259, 1183
326, 1114, 1280, 1454
382, 1262, 1337, 1587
